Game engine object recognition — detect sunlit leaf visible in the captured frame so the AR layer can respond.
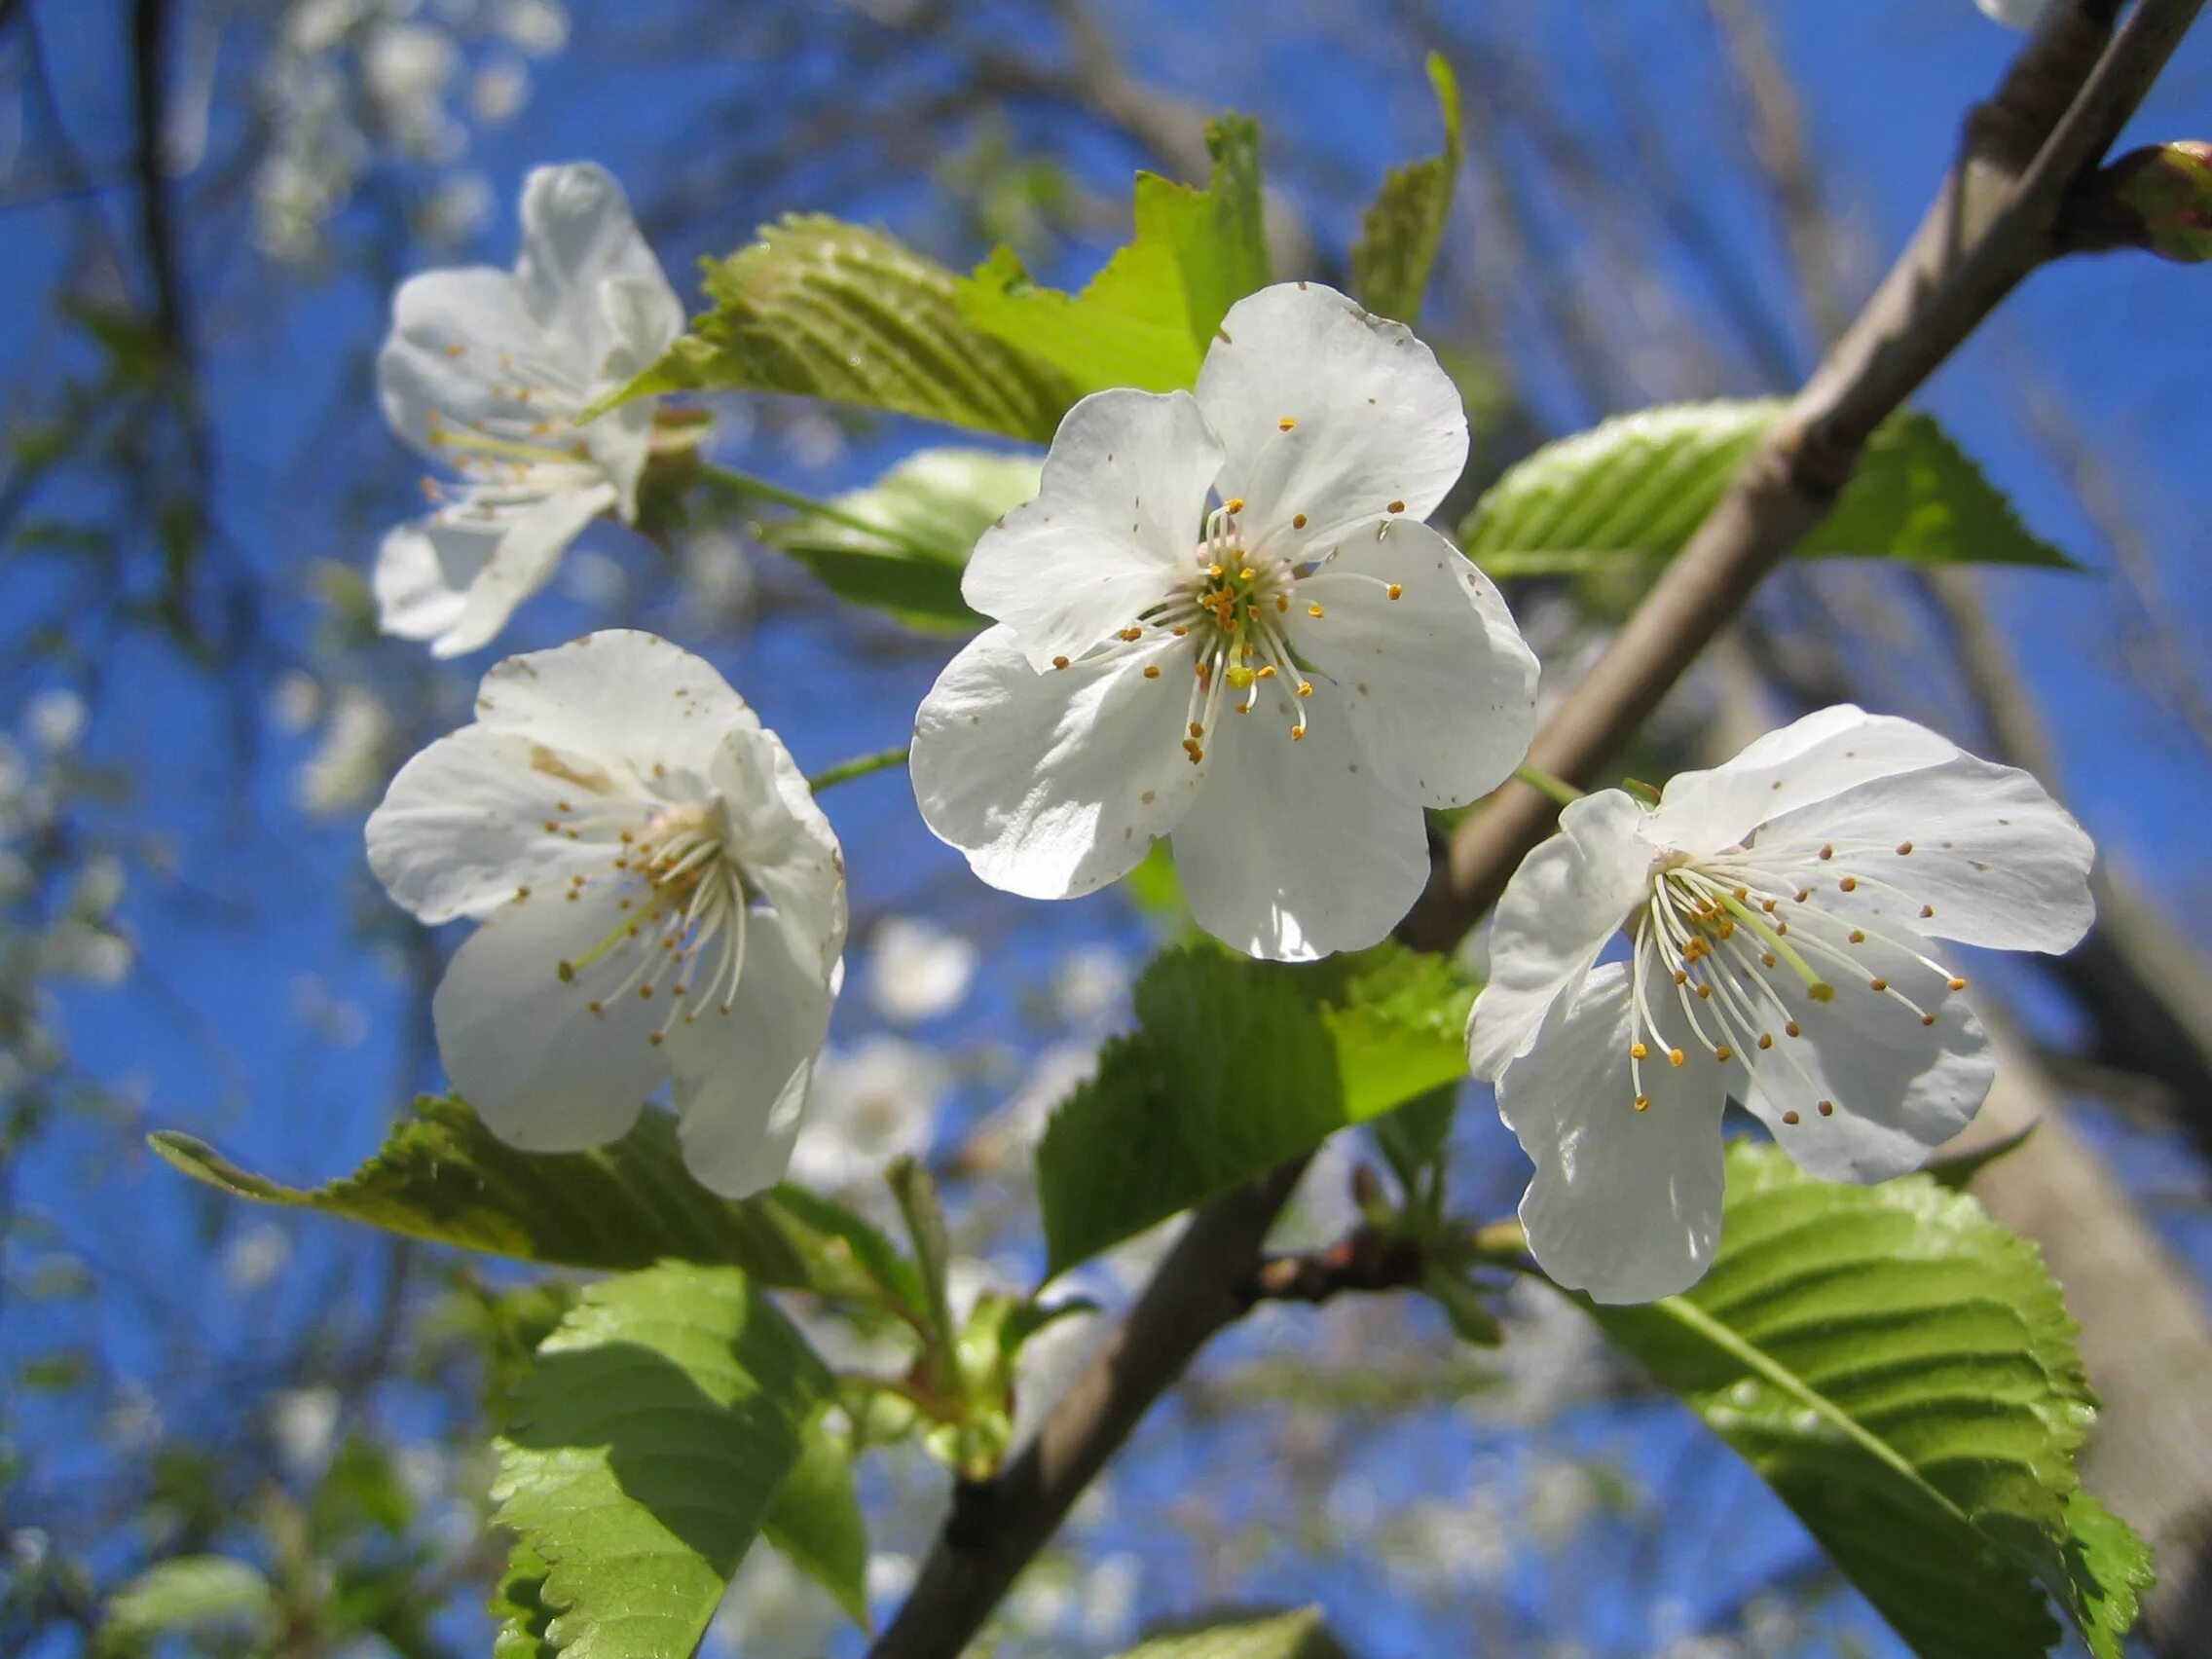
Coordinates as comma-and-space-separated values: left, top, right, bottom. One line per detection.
1349, 55, 1463, 325
1458, 401, 2076, 576
1589, 1141, 2150, 1659
592, 215, 1079, 441
492, 1263, 829, 1658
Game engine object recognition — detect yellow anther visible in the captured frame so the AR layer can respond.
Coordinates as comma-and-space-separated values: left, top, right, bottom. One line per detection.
1630, 1042, 1648, 1059
1756, 1033, 1773, 1051
1946, 976, 1968, 991
1695, 982, 1712, 999
1238, 567, 1256, 581
1783, 1109, 1801, 1124
1920, 1012, 1937, 1026
1275, 594, 1290, 612
1667, 1048, 1686, 1068
1761, 951, 1777, 968
1308, 603, 1326, 618
1257, 665, 1277, 680
1785, 1019, 1801, 1037
1818, 1100, 1835, 1117
1118, 627, 1143, 642
1278, 417, 1298, 431
1292, 513, 1309, 529
1673, 970, 1688, 985
1848, 929, 1866, 943
1897, 840, 1914, 855
1634, 1095, 1651, 1112
1143, 665, 1161, 680
1819, 844, 1834, 860
1208, 564, 1225, 579
444, 343, 466, 356
1295, 680, 1313, 697
1839, 876, 1859, 892
1386, 583, 1404, 600
1052, 655, 1071, 670
1919, 903, 1935, 919
1172, 625, 1190, 637
1225, 498, 1244, 514
1733, 886, 1749, 902
1714, 1046, 1733, 1062
1386, 498, 1406, 513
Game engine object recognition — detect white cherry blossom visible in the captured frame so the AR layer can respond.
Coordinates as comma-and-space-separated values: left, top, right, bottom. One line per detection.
365, 630, 846, 1196
866, 916, 977, 1023
374, 162, 682, 657
910, 281, 1538, 961
788, 1035, 946, 1192
1466, 705, 2094, 1304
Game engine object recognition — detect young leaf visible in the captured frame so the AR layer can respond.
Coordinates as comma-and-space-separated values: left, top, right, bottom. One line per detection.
101, 1556, 276, 1648
1457, 400, 2076, 576
1112, 1606, 1355, 1659
493, 1263, 830, 1659
593, 215, 1080, 441
1348, 55, 1463, 326
760, 448, 1040, 634
886, 1156, 958, 1368
1035, 946, 1468, 1276
761, 1414, 871, 1628
489, 1546, 555, 1659
957, 115, 1271, 395
152, 1097, 913, 1306
1587, 1140, 2151, 1659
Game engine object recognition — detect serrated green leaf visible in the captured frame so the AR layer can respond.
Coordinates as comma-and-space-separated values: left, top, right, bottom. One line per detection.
1588, 1140, 2150, 1659
1036, 945, 1466, 1277
1115, 1606, 1353, 1659
1349, 55, 1462, 325
101, 1556, 276, 1647
490, 1545, 556, 1659
759, 447, 1040, 633
149, 1097, 812, 1279
594, 215, 1079, 440
493, 1263, 830, 1659
1458, 400, 2076, 577
153, 1101, 923, 1317
957, 115, 1271, 395
761, 1415, 871, 1628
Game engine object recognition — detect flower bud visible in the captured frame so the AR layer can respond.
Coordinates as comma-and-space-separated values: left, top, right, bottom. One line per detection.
2094, 142, 2212, 264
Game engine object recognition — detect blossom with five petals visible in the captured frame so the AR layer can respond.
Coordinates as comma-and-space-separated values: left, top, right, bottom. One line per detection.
910, 281, 1539, 961
365, 629, 846, 1196
1465, 705, 2094, 1304
374, 162, 682, 657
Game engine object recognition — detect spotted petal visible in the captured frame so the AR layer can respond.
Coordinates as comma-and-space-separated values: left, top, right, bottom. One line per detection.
962, 388, 1220, 671
1467, 789, 1651, 1082
1499, 964, 1726, 1305
470, 629, 762, 783
911, 624, 1208, 900
1196, 282, 1467, 564
1168, 678, 1430, 962
431, 877, 666, 1153
1287, 519, 1538, 809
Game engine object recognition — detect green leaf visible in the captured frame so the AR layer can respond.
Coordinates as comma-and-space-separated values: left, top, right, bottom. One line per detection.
1035, 945, 1467, 1277
101, 1556, 276, 1647
595, 215, 1080, 441
957, 115, 1271, 395
1457, 401, 2076, 577
1114, 1606, 1354, 1659
1588, 1140, 2151, 1659
490, 1545, 556, 1659
887, 1156, 958, 1363
761, 1415, 871, 1627
149, 1097, 811, 1279
493, 1262, 830, 1659
761, 447, 1039, 634
1349, 55, 1463, 326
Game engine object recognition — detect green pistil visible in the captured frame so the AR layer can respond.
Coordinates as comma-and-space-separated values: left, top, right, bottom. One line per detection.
1715, 893, 1833, 1000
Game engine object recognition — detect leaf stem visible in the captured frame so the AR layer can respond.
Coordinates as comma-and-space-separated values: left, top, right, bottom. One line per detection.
806, 746, 911, 794
1513, 763, 1584, 807
696, 461, 940, 561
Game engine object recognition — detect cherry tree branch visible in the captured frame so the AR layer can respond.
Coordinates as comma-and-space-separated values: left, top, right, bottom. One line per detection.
867, 6, 2201, 1651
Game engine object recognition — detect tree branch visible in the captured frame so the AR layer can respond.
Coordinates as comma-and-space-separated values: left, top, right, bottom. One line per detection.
868, 6, 2201, 1650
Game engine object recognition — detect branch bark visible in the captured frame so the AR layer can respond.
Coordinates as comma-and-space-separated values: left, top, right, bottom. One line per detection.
868, 6, 2203, 1651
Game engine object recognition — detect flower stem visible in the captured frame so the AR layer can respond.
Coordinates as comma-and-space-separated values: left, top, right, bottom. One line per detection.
1513, 763, 1584, 808
696, 461, 939, 561
807, 746, 911, 793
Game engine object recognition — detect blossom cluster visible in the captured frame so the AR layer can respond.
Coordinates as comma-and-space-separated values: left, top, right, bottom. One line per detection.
364, 164, 2095, 1305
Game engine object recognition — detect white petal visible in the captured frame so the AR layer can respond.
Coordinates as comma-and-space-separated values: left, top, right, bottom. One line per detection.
377, 266, 564, 459
962, 388, 1218, 671
375, 515, 489, 645
1733, 915, 1994, 1182
471, 629, 761, 781
1756, 753, 2094, 953
1652, 705, 1959, 854
587, 273, 682, 516
1977, 0, 2049, 24
367, 725, 639, 925
430, 482, 617, 658
1499, 964, 1726, 1305
431, 878, 667, 1153
1287, 519, 1538, 808
1169, 678, 1430, 961
911, 624, 1207, 899
1467, 790, 1650, 1081
707, 726, 848, 978
668, 920, 838, 1198
1196, 282, 1466, 561
513, 163, 680, 382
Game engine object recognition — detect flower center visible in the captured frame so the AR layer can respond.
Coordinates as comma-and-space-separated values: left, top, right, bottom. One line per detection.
553, 795, 757, 1043
1620, 846, 1968, 1123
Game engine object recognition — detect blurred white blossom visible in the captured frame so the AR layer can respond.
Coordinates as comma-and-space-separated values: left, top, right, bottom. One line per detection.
221, 1223, 293, 1294
868, 916, 977, 1023
788, 1035, 945, 1192
295, 684, 395, 817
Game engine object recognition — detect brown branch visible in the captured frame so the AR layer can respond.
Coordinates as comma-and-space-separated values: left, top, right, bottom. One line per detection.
867, 7, 2201, 1652
1241, 1229, 1428, 1306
